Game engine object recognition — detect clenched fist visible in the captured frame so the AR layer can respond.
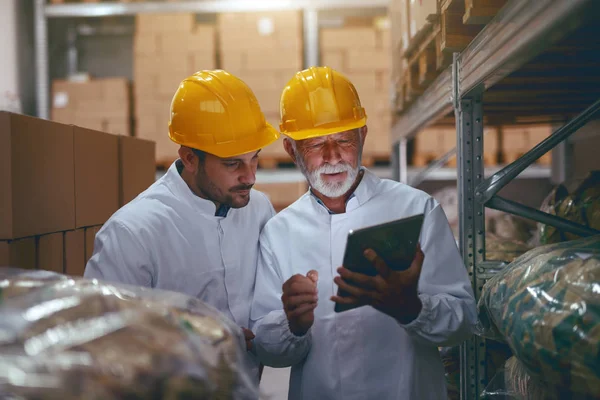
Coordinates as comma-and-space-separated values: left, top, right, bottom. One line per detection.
281, 270, 319, 337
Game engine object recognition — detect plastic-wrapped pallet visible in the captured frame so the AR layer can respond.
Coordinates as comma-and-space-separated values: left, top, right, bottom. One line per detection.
0, 268, 259, 400
481, 356, 556, 400
478, 235, 600, 398
538, 170, 600, 245
485, 233, 533, 263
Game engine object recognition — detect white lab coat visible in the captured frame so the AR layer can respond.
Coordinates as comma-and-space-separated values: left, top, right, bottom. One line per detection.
85, 161, 275, 380
250, 168, 478, 400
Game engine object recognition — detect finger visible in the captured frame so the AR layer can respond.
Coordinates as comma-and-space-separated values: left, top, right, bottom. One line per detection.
330, 295, 362, 306
287, 280, 318, 296
246, 339, 253, 352
282, 274, 304, 292
334, 276, 373, 299
307, 270, 319, 285
284, 294, 319, 309
336, 267, 378, 290
406, 245, 425, 282
364, 248, 392, 279
288, 302, 317, 318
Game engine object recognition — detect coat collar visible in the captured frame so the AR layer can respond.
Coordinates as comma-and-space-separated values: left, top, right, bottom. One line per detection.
163, 160, 230, 218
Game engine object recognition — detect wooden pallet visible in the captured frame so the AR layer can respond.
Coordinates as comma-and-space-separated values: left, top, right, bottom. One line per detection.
397, 0, 507, 112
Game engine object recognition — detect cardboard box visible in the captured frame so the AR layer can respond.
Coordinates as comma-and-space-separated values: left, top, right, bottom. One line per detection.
105, 119, 131, 136
134, 33, 159, 56
245, 49, 302, 71
253, 181, 308, 209
321, 28, 378, 49
0, 238, 36, 269
191, 53, 217, 71
159, 28, 215, 55
37, 232, 64, 274
220, 52, 246, 75
136, 14, 196, 34
321, 51, 347, 71
252, 89, 283, 115
74, 127, 119, 228
241, 71, 295, 93
85, 225, 102, 264
65, 229, 85, 277
218, 11, 302, 52
119, 136, 156, 206
1, 112, 76, 240
347, 49, 391, 71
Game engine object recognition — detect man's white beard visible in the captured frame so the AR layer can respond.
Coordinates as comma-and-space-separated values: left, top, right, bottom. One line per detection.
296, 152, 360, 198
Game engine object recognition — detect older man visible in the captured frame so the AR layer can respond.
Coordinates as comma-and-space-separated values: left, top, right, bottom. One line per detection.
250, 66, 478, 399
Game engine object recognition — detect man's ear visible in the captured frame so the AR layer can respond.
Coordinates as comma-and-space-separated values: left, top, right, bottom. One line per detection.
283, 138, 297, 164
359, 126, 368, 147
178, 146, 199, 173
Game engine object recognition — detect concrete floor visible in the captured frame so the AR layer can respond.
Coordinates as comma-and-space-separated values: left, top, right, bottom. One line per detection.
259, 367, 290, 400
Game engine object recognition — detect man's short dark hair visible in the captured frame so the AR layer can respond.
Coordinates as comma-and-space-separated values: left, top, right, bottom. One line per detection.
191, 148, 207, 163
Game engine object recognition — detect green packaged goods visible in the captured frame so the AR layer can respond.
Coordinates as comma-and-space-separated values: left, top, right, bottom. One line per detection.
478, 235, 600, 398
538, 170, 600, 245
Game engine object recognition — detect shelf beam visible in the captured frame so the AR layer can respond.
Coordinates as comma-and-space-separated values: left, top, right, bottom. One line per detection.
476, 97, 600, 204
44, 0, 390, 18
486, 196, 600, 238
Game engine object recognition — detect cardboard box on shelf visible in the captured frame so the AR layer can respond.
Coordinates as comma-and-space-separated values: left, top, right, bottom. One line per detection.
85, 225, 102, 265
253, 181, 308, 211
252, 89, 283, 115
74, 127, 119, 228
191, 53, 217, 71
321, 28, 378, 50
0, 112, 76, 240
136, 13, 196, 34
0, 238, 36, 269
347, 49, 391, 71
37, 232, 64, 274
134, 33, 159, 56
245, 49, 302, 71
119, 135, 156, 206
159, 27, 215, 55
321, 51, 346, 71
65, 229, 85, 277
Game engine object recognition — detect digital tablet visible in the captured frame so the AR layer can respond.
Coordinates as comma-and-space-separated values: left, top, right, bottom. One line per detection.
334, 213, 425, 313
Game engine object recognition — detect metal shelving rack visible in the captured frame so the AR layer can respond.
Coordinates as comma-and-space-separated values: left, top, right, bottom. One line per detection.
391, 0, 600, 399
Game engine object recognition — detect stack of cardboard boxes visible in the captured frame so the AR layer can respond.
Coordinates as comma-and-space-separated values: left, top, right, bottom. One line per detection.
51, 78, 131, 136
218, 11, 303, 164
253, 181, 309, 213
133, 13, 216, 164
0, 112, 156, 276
320, 18, 392, 159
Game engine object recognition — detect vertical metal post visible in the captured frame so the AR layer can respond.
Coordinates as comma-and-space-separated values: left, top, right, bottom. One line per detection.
67, 24, 79, 77
551, 121, 573, 185
34, 0, 48, 119
303, 9, 319, 68
398, 138, 408, 183
457, 91, 486, 400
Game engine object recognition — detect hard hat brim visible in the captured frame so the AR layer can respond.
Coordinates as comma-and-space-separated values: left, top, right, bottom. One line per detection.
280, 117, 367, 142
169, 122, 281, 159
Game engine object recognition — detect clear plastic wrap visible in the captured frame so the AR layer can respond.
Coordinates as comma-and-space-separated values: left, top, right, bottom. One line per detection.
481, 356, 556, 400
478, 235, 600, 398
0, 268, 260, 400
538, 170, 600, 245
485, 234, 533, 263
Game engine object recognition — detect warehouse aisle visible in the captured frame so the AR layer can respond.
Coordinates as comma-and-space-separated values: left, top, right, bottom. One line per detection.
260, 367, 290, 400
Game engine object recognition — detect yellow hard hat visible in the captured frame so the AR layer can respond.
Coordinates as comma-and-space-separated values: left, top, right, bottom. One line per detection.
279, 66, 367, 141
168, 70, 280, 158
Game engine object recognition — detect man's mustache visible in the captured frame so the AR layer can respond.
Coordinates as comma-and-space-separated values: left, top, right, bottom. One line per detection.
230, 184, 254, 191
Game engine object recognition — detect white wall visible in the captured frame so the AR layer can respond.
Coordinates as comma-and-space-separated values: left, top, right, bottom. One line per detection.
0, 0, 21, 112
